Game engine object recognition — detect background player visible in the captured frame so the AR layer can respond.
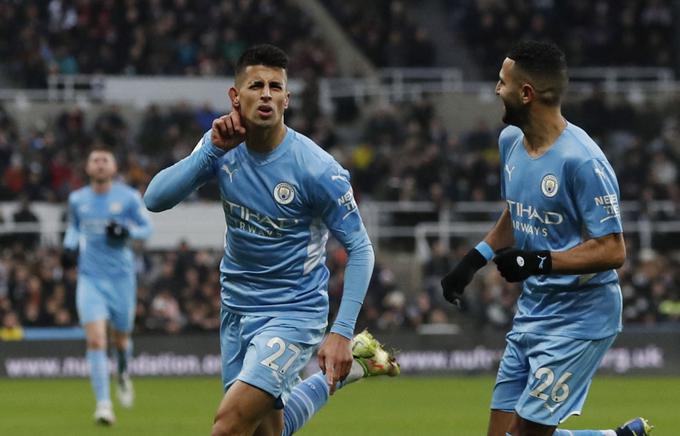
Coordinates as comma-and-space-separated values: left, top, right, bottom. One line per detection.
62, 147, 153, 425
144, 44, 397, 436
441, 41, 652, 436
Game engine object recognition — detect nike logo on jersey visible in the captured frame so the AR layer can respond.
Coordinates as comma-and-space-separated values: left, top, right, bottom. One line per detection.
222, 164, 239, 182
505, 165, 515, 181
599, 215, 619, 223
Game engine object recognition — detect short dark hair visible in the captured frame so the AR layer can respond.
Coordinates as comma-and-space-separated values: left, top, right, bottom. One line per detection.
235, 44, 288, 77
507, 40, 568, 106
88, 145, 116, 158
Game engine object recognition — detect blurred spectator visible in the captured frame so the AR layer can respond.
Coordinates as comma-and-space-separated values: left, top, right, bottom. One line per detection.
0, 237, 675, 333
3, 0, 337, 87
456, 0, 677, 79
12, 197, 40, 250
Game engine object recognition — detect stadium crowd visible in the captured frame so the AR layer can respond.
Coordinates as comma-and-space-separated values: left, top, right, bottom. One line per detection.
0, 0, 678, 335
1, 89, 680, 334
1, 91, 679, 207
0, 226, 678, 335
456, 0, 677, 78
1, 0, 336, 88
5, 0, 677, 89
321, 0, 436, 67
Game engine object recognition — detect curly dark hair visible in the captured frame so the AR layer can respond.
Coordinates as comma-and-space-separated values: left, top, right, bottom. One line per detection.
507, 40, 568, 106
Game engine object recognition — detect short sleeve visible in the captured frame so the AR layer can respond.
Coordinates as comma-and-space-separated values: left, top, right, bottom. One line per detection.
312, 164, 367, 250
498, 126, 521, 200
572, 159, 623, 238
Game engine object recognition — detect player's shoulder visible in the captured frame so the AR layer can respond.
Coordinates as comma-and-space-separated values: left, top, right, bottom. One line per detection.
289, 128, 346, 179
561, 122, 608, 165
498, 125, 523, 147
498, 125, 523, 161
112, 181, 142, 199
68, 185, 91, 203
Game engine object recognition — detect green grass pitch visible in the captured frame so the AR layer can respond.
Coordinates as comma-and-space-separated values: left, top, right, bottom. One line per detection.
0, 376, 677, 435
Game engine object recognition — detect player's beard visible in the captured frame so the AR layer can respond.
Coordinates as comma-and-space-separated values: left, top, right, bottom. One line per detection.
502, 97, 529, 128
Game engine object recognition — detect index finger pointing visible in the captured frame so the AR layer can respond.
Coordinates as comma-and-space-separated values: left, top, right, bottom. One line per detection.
230, 111, 245, 135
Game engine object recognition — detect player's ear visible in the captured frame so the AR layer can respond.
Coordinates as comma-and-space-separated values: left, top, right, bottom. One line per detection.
228, 87, 239, 109
283, 91, 290, 110
520, 83, 534, 104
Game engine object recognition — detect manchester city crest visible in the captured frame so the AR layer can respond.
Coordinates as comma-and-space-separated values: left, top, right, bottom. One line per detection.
109, 202, 123, 213
274, 182, 295, 205
541, 174, 559, 197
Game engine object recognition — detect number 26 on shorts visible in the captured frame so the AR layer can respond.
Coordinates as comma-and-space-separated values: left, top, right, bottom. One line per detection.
529, 367, 573, 403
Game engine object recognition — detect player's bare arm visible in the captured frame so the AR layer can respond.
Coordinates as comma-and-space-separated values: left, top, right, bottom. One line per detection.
494, 231, 625, 283
484, 207, 515, 251
549, 232, 625, 274
317, 333, 353, 395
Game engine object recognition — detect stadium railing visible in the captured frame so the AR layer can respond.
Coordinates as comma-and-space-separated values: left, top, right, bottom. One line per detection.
2, 200, 678, 253
2, 67, 677, 106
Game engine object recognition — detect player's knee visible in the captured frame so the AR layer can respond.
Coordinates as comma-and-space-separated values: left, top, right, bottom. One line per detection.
86, 336, 106, 350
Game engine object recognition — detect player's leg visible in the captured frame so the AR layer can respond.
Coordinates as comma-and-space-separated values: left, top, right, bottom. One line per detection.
488, 410, 517, 436
111, 330, 134, 408
510, 333, 619, 436
214, 311, 323, 436
76, 275, 114, 424
109, 275, 136, 409
552, 417, 653, 436
281, 329, 400, 436
506, 414, 555, 435
212, 380, 283, 436
488, 332, 529, 436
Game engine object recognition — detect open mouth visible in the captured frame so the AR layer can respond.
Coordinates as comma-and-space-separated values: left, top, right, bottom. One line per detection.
257, 105, 273, 117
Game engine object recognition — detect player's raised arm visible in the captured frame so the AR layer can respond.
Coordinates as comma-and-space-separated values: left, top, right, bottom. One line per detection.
144, 113, 244, 212
441, 206, 515, 306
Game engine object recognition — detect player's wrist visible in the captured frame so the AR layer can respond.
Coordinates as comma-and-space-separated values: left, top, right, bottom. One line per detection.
329, 326, 353, 341
465, 244, 490, 270
474, 241, 494, 263
204, 132, 229, 156
530, 250, 552, 274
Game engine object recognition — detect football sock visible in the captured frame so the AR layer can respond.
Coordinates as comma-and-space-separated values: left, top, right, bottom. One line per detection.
337, 359, 365, 388
282, 372, 329, 436
553, 430, 616, 435
117, 340, 133, 376
86, 349, 110, 403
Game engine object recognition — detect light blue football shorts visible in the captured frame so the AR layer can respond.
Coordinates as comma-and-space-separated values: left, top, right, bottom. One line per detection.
76, 273, 136, 332
490, 331, 617, 426
220, 309, 326, 409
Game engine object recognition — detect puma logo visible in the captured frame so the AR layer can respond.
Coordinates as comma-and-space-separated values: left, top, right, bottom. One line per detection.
222, 164, 239, 182
505, 164, 516, 181
537, 255, 547, 270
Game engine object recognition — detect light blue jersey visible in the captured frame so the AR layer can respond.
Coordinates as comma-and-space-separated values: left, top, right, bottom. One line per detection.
144, 128, 374, 340
499, 122, 623, 339
63, 181, 152, 330
63, 182, 152, 277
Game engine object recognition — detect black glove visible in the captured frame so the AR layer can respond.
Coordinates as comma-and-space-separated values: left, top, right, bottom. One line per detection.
441, 248, 488, 306
106, 221, 130, 241
493, 248, 552, 282
61, 248, 78, 269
